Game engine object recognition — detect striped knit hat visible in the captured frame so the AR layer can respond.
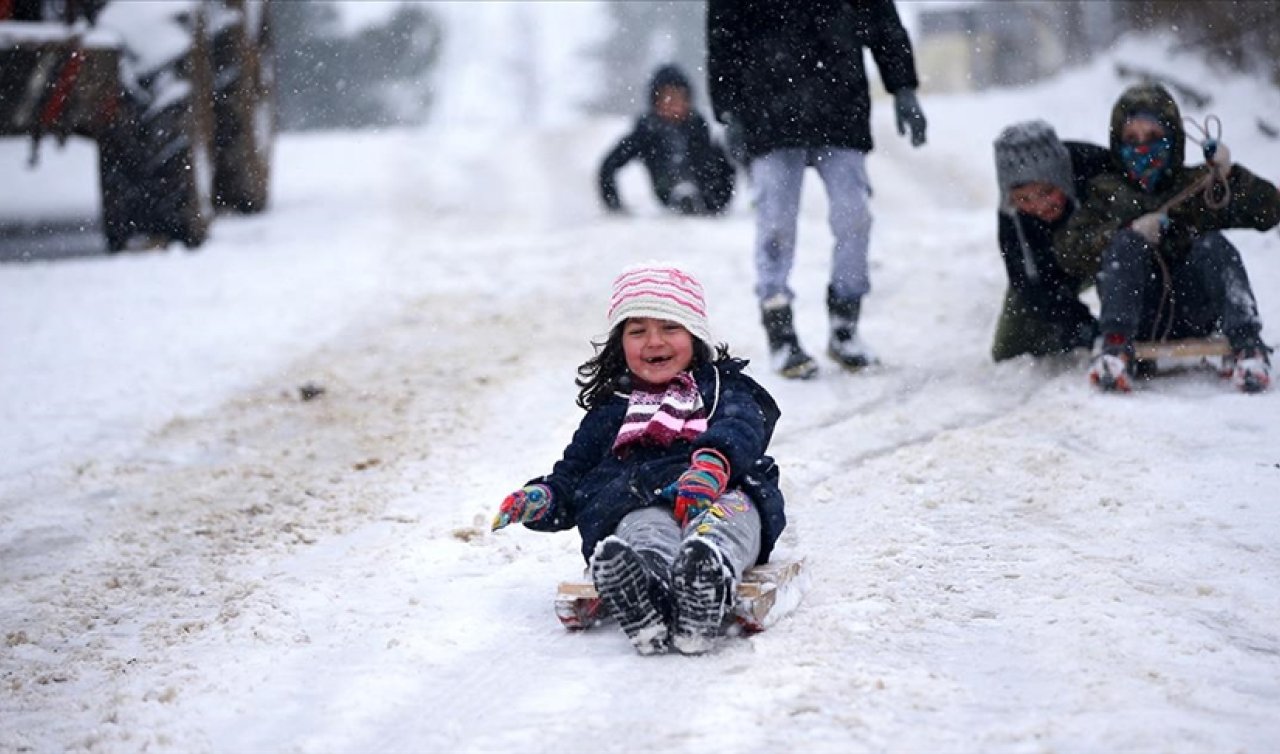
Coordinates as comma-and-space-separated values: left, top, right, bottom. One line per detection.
607, 264, 712, 345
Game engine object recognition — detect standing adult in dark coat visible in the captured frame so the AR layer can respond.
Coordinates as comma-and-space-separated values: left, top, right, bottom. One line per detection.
598, 65, 735, 216
707, 0, 927, 378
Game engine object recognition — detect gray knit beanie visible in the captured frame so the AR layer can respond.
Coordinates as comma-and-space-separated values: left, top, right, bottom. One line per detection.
993, 120, 1075, 214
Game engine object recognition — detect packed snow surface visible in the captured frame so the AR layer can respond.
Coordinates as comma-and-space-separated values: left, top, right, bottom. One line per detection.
2, 31, 1279, 753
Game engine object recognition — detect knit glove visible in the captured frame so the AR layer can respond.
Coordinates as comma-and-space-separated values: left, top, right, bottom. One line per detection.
666, 449, 730, 526
893, 88, 927, 147
492, 484, 553, 531
1129, 212, 1168, 245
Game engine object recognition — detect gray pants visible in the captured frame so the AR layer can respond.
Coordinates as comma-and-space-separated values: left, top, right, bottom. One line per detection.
1098, 229, 1262, 345
614, 490, 762, 580
751, 147, 873, 304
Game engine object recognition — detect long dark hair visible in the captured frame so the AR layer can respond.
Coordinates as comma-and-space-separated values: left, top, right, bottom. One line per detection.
575, 324, 732, 410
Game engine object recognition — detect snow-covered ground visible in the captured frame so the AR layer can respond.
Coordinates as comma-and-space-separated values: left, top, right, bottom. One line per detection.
3, 29, 1280, 753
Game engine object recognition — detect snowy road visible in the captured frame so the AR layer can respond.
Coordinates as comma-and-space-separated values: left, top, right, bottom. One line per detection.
4, 42, 1280, 753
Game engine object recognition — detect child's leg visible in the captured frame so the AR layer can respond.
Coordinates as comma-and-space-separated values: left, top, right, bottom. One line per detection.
590, 506, 683, 655
682, 490, 763, 577
1097, 229, 1159, 339
613, 506, 682, 570
1174, 232, 1263, 346
670, 491, 763, 654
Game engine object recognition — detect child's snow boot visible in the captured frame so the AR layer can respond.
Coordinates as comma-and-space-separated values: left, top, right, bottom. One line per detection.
827, 287, 878, 370
1088, 333, 1135, 392
1227, 341, 1272, 393
670, 538, 736, 655
590, 536, 673, 655
761, 295, 818, 379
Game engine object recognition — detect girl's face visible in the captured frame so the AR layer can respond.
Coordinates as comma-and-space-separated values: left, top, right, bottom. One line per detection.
622, 317, 695, 386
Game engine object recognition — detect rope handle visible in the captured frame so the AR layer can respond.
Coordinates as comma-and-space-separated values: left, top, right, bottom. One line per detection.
1173, 114, 1231, 211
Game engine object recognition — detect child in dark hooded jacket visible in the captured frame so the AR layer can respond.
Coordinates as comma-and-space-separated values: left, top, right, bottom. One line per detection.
598, 65, 735, 216
492, 264, 785, 656
1057, 83, 1279, 393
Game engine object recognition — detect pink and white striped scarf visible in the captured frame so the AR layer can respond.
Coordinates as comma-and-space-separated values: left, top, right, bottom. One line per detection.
612, 371, 707, 454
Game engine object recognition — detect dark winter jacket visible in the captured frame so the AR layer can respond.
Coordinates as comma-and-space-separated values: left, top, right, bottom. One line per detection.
1056, 83, 1280, 280
598, 66, 733, 211
523, 358, 786, 566
706, 0, 919, 157
998, 141, 1113, 325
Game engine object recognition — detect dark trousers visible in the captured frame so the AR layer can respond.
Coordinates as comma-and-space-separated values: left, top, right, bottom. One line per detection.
1097, 230, 1262, 347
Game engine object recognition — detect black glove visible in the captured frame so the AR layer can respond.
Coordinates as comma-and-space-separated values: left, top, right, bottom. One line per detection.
893, 89, 927, 147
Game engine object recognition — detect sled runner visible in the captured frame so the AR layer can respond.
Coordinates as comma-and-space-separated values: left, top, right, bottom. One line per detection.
555, 558, 805, 634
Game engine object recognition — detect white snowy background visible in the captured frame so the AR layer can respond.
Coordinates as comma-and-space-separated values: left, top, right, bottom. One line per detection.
2, 3, 1280, 752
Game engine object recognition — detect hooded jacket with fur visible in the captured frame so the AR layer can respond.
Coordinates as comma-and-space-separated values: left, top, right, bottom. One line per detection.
1056, 83, 1280, 280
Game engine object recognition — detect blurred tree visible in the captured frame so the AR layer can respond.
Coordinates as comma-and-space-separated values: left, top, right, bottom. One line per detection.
272, 1, 442, 131
1118, 0, 1280, 85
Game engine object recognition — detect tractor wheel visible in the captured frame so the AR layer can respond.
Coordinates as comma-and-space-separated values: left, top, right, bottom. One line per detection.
98, 97, 146, 253
211, 1, 274, 213
135, 14, 216, 249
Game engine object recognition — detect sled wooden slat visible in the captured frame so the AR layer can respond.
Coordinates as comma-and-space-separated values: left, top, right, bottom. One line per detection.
1133, 337, 1231, 362
555, 557, 805, 634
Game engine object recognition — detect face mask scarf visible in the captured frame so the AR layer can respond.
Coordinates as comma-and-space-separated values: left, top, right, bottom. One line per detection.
1119, 137, 1173, 193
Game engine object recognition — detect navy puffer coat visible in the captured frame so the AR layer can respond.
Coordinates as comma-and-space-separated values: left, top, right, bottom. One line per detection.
524, 358, 786, 565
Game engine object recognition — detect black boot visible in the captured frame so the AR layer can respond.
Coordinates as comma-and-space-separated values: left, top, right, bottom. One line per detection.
827, 286, 878, 369
761, 297, 818, 379
671, 539, 737, 655
590, 536, 673, 655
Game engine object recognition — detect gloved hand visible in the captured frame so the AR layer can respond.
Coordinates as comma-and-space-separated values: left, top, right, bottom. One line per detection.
893, 88, 927, 147
1129, 211, 1168, 244
723, 114, 748, 167
1203, 138, 1232, 175
492, 484, 552, 531
665, 449, 730, 526
602, 190, 624, 214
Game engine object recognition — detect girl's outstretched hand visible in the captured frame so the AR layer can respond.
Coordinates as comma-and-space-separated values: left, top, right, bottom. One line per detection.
492, 484, 552, 531
669, 449, 730, 526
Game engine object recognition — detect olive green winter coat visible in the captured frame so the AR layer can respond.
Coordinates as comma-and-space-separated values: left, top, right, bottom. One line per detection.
1055, 83, 1280, 281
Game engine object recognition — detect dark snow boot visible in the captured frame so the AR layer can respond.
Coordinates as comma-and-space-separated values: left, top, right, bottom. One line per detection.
590, 536, 673, 655
761, 297, 818, 379
670, 538, 737, 655
827, 287, 878, 370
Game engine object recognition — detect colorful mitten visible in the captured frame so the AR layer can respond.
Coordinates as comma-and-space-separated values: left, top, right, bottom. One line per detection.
670, 449, 730, 526
492, 484, 553, 531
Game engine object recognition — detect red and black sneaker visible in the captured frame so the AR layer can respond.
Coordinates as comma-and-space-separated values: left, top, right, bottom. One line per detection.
1088, 333, 1136, 393
1228, 345, 1272, 393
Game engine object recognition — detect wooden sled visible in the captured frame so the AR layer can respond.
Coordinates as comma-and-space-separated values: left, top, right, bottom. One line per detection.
1133, 336, 1231, 363
1132, 337, 1232, 376
555, 558, 806, 635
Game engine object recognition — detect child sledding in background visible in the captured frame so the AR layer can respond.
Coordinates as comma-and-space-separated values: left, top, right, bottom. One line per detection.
491, 264, 786, 655
1056, 83, 1280, 393
990, 120, 1112, 362
598, 65, 736, 216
